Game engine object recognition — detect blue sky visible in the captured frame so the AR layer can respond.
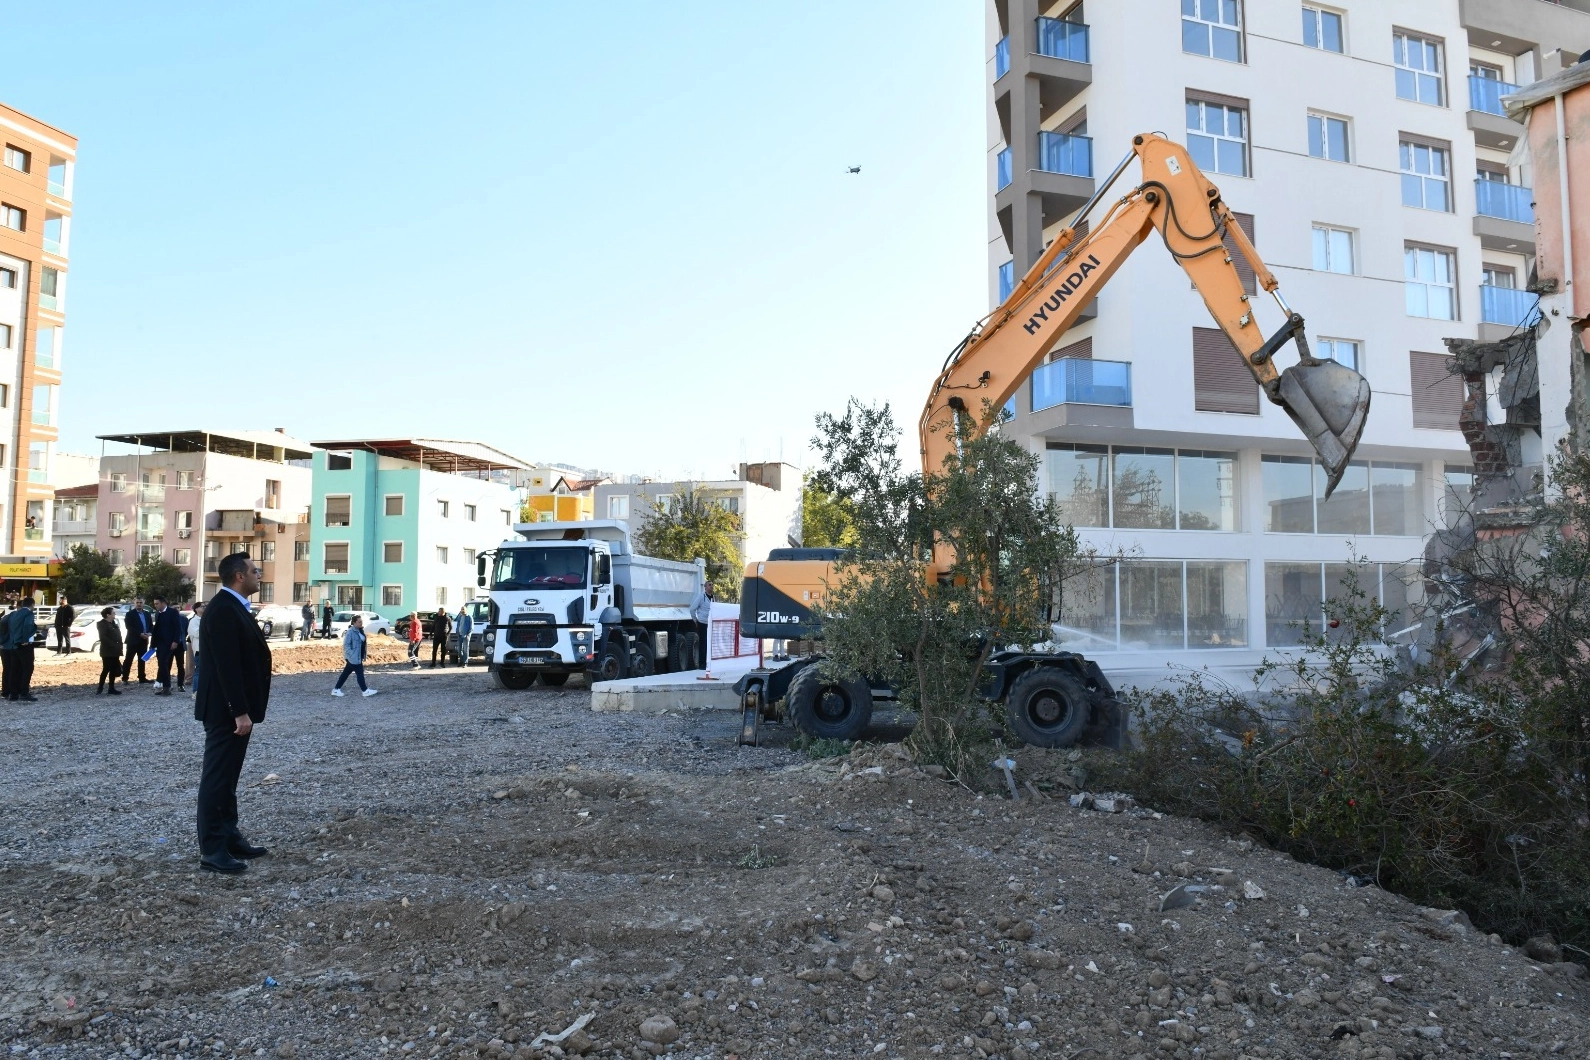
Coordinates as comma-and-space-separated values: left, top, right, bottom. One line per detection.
9, 2, 989, 480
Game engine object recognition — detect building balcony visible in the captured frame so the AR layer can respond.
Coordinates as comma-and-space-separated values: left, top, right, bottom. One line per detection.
28, 469, 47, 483
997, 147, 1012, 191
1029, 18, 1090, 117
1478, 285, 1542, 342
136, 530, 164, 542
1473, 179, 1536, 254
23, 527, 44, 542
1038, 131, 1091, 178
1032, 357, 1131, 411
1466, 75, 1527, 150
51, 519, 94, 536
1035, 17, 1088, 63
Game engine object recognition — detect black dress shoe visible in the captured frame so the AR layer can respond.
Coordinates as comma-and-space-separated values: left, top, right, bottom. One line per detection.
199, 852, 248, 874
228, 838, 268, 859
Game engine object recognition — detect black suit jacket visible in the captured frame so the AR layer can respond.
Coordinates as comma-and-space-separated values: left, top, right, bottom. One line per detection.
124, 608, 151, 641
152, 607, 184, 648
194, 590, 272, 727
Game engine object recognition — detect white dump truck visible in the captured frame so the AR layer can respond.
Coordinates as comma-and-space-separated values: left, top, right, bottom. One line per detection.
477, 520, 705, 689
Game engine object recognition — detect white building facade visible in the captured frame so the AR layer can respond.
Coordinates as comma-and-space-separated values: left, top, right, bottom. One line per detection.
987, 0, 1590, 670
592, 462, 803, 568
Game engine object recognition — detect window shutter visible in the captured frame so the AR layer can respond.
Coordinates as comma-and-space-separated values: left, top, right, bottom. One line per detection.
1410, 351, 1464, 429
1051, 336, 1092, 362
1193, 327, 1259, 414
1224, 212, 1256, 295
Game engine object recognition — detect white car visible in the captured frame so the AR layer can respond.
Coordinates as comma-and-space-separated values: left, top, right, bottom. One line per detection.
329, 610, 391, 637
66, 610, 124, 653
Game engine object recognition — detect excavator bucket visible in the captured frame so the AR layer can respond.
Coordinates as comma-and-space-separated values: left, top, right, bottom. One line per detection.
1275, 357, 1371, 498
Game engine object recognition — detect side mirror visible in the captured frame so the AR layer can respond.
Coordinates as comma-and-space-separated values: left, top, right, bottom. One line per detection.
476, 555, 487, 588
596, 554, 612, 585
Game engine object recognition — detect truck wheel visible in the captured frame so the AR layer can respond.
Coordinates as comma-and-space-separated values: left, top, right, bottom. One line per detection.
787, 667, 872, 741
595, 638, 629, 682
540, 673, 569, 687
666, 631, 690, 672
1005, 668, 1090, 748
677, 631, 699, 671
630, 638, 656, 678
494, 669, 536, 690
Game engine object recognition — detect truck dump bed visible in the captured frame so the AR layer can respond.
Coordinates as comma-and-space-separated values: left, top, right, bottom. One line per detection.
510, 520, 703, 623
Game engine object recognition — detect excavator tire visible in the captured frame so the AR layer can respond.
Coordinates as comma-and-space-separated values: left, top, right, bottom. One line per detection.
1005, 667, 1090, 748
787, 666, 872, 742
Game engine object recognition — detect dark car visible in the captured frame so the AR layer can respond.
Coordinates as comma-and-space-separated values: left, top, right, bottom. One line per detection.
393, 610, 441, 642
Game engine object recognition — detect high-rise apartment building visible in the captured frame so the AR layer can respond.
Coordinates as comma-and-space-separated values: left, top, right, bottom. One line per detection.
0, 103, 75, 562
985, 0, 1590, 670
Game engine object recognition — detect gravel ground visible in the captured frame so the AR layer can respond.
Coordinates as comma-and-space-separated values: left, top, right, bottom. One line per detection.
2, 660, 1588, 1060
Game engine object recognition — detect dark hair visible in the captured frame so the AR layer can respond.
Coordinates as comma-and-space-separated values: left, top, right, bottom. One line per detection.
101, 607, 114, 618
192, 601, 205, 612
152, 595, 167, 605
217, 552, 252, 586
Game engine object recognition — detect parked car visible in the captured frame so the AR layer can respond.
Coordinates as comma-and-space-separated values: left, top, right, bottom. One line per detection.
329, 610, 392, 638
392, 610, 441, 642
252, 603, 307, 640
60, 606, 128, 653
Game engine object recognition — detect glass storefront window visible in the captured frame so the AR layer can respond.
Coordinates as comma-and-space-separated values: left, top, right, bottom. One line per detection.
1119, 562, 1185, 650
1266, 561, 1425, 646
1371, 463, 1422, 536
1112, 447, 1176, 529
1046, 444, 1110, 528
1186, 561, 1248, 647
1056, 560, 1117, 651
1266, 562, 1324, 646
1177, 450, 1237, 531
1263, 456, 1315, 533
1317, 460, 1371, 535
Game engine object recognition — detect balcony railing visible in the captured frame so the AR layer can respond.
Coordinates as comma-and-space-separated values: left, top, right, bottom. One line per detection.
42, 237, 61, 256
37, 293, 56, 311
997, 147, 1012, 190
1035, 17, 1089, 63
136, 530, 164, 542
995, 35, 1009, 78
1469, 75, 1521, 117
1032, 357, 1132, 412
47, 180, 65, 197
52, 519, 94, 536
203, 557, 220, 574
27, 468, 46, 483
1480, 284, 1542, 327
1038, 131, 1092, 178
1474, 179, 1534, 223
23, 527, 44, 542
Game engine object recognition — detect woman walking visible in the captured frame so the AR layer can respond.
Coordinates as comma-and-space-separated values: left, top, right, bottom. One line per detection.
331, 615, 377, 698
405, 611, 422, 667
96, 607, 123, 695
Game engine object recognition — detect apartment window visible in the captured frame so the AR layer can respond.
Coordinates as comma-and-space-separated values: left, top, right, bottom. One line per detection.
998, 260, 1015, 302
384, 541, 403, 563
264, 479, 280, 508
2, 146, 28, 172
1400, 138, 1451, 211
1393, 31, 1445, 106
34, 327, 56, 368
502, 509, 512, 525
1192, 327, 1260, 414
177, 470, 194, 489
717, 496, 741, 514
1411, 351, 1464, 429
608, 495, 631, 520
337, 586, 363, 608
1186, 96, 1249, 177
259, 583, 275, 604
437, 546, 449, 564
0, 324, 9, 349
437, 500, 450, 518
107, 549, 123, 566
324, 495, 351, 527
294, 540, 310, 561
38, 267, 59, 310
1182, 0, 1242, 63
464, 503, 477, 521
463, 548, 476, 567
0, 385, 7, 409
261, 541, 276, 562
1302, 5, 1343, 52
1405, 244, 1457, 320
1482, 264, 1516, 288
1307, 113, 1350, 162
1311, 225, 1355, 274
110, 473, 126, 493
323, 542, 350, 574
327, 452, 353, 471
1059, 559, 1248, 651
463, 587, 476, 602
1318, 338, 1361, 371
109, 512, 126, 533
0, 267, 13, 288
436, 587, 448, 607
1047, 445, 1237, 531
42, 213, 63, 255
173, 548, 192, 566
140, 545, 161, 561
293, 582, 310, 603
384, 494, 404, 516
382, 585, 403, 608
28, 443, 46, 483
1, 204, 24, 231
233, 542, 252, 559
1266, 562, 1425, 647
176, 510, 193, 530
1262, 455, 1423, 534
31, 385, 52, 426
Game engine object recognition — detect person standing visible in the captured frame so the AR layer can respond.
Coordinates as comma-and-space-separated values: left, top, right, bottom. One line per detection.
690, 581, 713, 670
331, 615, 377, 697
429, 608, 451, 668
453, 605, 473, 667
320, 598, 334, 640
96, 607, 123, 695
123, 597, 152, 684
53, 596, 74, 655
185, 601, 204, 697
151, 596, 185, 696
194, 554, 272, 875
0, 604, 15, 700
3, 599, 38, 702
299, 599, 314, 642
405, 612, 422, 667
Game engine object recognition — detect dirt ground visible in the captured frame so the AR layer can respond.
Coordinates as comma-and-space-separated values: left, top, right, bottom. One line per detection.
2, 658, 1588, 1060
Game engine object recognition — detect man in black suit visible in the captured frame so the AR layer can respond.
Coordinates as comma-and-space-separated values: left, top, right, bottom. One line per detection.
150, 596, 185, 696
122, 597, 152, 684
194, 554, 272, 875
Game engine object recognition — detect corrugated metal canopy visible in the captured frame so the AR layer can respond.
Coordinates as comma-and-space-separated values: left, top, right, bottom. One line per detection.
310, 437, 533, 473
96, 429, 315, 461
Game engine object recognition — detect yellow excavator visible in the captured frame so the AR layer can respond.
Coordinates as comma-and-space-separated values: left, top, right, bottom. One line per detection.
735, 132, 1371, 747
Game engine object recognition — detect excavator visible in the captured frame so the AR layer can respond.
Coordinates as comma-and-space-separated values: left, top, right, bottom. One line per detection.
734, 132, 1372, 748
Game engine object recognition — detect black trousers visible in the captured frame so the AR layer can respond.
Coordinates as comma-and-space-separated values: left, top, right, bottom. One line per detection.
9, 646, 34, 699
197, 723, 251, 856
122, 634, 149, 681
156, 645, 175, 690
54, 626, 71, 653
696, 620, 709, 668
98, 656, 119, 690
430, 636, 447, 665
175, 648, 186, 688
0, 647, 13, 698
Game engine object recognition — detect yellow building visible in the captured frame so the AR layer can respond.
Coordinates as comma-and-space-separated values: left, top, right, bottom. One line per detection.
522, 470, 602, 523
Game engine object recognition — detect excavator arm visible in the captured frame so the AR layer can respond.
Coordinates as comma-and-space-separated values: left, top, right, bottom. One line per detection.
921, 133, 1369, 552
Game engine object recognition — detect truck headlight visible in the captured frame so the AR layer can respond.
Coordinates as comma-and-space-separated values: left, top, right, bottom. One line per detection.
485, 631, 495, 645
572, 629, 590, 646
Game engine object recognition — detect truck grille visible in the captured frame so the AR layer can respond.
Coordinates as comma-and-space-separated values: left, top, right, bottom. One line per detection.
506, 615, 556, 649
